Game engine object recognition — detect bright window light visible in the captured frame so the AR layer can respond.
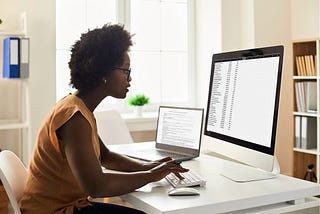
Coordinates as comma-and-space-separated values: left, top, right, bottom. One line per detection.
56, 0, 194, 113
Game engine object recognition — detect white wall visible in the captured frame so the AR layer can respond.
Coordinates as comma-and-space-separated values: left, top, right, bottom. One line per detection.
0, 0, 56, 163
195, 0, 222, 108
291, 0, 319, 39
196, 0, 293, 175
26, 0, 56, 159
253, 0, 292, 175
1, 0, 319, 173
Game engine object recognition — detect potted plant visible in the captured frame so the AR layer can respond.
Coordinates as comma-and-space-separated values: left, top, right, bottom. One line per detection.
128, 94, 149, 116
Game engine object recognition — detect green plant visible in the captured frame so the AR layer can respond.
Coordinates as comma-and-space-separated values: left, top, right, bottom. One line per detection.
128, 94, 149, 106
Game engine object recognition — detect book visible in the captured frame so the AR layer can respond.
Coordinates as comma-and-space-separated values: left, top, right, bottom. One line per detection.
300, 56, 307, 76
3, 37, 20, 78
295, 81, 317, 113
314, 55, 317, 75
294, 116, 301, 148
301, 116, 317, 149
309, 55, 316, 75
306, 81, 317, 113
20, 38, 29, 78
304, 55, 311, 76
295, 56, 302, 76
294, 82, 303, 112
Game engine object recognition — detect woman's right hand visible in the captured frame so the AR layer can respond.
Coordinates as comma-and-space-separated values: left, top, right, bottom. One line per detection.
149, 160, 189, 182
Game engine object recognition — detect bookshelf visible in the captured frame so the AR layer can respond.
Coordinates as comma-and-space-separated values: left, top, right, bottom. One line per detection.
0, 31, 30, 164
292, 39, 320, 183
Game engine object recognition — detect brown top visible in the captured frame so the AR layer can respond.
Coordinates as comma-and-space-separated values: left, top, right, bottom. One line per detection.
19, 95, 100, 214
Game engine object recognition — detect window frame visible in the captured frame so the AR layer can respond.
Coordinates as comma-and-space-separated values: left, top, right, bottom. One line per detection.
56, 0, 196, 114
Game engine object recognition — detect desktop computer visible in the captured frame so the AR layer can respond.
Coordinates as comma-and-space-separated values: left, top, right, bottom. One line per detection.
204, 45, 284, 182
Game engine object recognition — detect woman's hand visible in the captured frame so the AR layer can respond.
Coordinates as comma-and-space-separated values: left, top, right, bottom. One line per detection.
141, 157, 173, 170
148, 159, 189, 182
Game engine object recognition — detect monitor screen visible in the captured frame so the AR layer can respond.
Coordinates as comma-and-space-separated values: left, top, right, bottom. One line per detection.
204, 46, 284, 173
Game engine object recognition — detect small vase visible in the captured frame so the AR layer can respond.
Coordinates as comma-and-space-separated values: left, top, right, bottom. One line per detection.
134, 106, 143, 117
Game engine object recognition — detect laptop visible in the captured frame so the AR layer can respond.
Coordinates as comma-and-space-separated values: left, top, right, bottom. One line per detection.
115, 106, 204, 162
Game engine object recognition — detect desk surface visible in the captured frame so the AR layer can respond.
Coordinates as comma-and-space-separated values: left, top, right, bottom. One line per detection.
109, 142, 320, 214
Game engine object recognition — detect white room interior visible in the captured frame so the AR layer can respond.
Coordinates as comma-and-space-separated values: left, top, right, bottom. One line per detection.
0, 0, 319, 183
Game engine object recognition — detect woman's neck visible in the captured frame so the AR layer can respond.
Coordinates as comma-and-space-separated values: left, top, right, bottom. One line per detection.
74, 88, 106, 112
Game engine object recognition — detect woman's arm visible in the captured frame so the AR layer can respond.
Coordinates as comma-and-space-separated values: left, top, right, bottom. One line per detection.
99, 138, 172, 172
57, 112, 188, 198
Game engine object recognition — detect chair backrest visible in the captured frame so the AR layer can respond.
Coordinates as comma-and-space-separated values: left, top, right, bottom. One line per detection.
94, 110, 134, 144
0, 150, 28, 214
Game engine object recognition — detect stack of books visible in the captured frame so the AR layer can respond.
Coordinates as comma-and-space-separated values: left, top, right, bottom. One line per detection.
294, 81, 317, 113
2, 37, 29, 78
295, 55, 316, 76
295, 116, 317, 149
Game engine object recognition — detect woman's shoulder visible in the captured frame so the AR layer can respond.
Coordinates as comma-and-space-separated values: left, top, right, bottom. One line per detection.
54, 94, 94, 124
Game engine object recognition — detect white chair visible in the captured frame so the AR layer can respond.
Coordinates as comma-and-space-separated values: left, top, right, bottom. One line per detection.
94, 110, 134, 144
0, 150, 28, 214
94, 110, 134, 204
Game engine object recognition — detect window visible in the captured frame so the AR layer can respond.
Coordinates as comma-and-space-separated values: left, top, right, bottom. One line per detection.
56, 0, 194, 113
56, 0, 116, 102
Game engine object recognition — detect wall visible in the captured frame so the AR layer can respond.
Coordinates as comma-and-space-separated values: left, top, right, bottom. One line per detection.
194, 0, 222, 108
291, 0, 319, 39
1, 0, 319, 172
26, 0, 56, 159
198, 0, 293, 175
253, 0, 293, 176
217, 0, 319, 176
0, 1, 27, 160
131, 130, 156, 143
0, 0, 56, 163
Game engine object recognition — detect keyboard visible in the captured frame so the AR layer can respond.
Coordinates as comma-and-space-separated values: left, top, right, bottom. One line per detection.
156, 150, 190, 160
166, 170, 206, 188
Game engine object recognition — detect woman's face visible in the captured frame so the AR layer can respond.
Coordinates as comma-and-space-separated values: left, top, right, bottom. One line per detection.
105, 52, 131, 98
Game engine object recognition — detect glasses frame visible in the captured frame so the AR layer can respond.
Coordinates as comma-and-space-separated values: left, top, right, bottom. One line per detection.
114, 67, 131, 81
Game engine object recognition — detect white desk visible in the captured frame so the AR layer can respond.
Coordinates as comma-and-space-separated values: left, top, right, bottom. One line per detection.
109, 143, 320, 214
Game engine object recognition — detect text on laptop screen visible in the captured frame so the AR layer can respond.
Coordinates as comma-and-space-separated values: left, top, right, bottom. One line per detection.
156, 107, 203, 150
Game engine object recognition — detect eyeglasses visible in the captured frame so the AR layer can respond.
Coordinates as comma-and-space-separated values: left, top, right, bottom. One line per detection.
114, 67, 131, 81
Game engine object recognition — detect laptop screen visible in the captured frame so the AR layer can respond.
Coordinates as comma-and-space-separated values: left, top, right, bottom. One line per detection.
156, 106, 204, 150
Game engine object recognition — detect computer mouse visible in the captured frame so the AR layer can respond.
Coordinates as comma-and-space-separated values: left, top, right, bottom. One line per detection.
168, 187, 200, 196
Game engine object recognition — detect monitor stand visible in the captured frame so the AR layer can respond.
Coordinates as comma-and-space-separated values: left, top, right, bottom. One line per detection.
205, 150, 280, 182
220, 156, 280, 182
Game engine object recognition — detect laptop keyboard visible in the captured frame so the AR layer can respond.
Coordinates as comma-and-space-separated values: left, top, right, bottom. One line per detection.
157, 150, 190, 160
166, 170, 206, 188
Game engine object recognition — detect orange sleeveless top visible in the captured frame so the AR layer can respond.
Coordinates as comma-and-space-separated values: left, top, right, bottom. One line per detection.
19, 95, 101, 214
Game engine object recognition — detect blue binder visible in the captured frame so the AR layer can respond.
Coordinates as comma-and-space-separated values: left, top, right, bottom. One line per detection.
3, 37, 20, 78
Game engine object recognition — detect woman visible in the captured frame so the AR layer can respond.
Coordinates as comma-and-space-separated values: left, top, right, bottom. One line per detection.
19, 24, 188, 214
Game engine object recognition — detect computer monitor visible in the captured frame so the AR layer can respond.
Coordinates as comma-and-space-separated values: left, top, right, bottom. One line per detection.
204, 45, 284, 182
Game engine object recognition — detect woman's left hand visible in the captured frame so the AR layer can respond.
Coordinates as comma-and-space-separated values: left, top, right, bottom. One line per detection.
141, 157, 173, 170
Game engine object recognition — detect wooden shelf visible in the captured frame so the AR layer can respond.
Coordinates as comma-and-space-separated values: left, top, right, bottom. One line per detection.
0, 62, 30, 163
293, 112, 318, 117
292, 39, 320, 183
0, 31, 26, 37
293, 76, 317, 80
0, 121, 29, 130
293, 148, 318, 155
